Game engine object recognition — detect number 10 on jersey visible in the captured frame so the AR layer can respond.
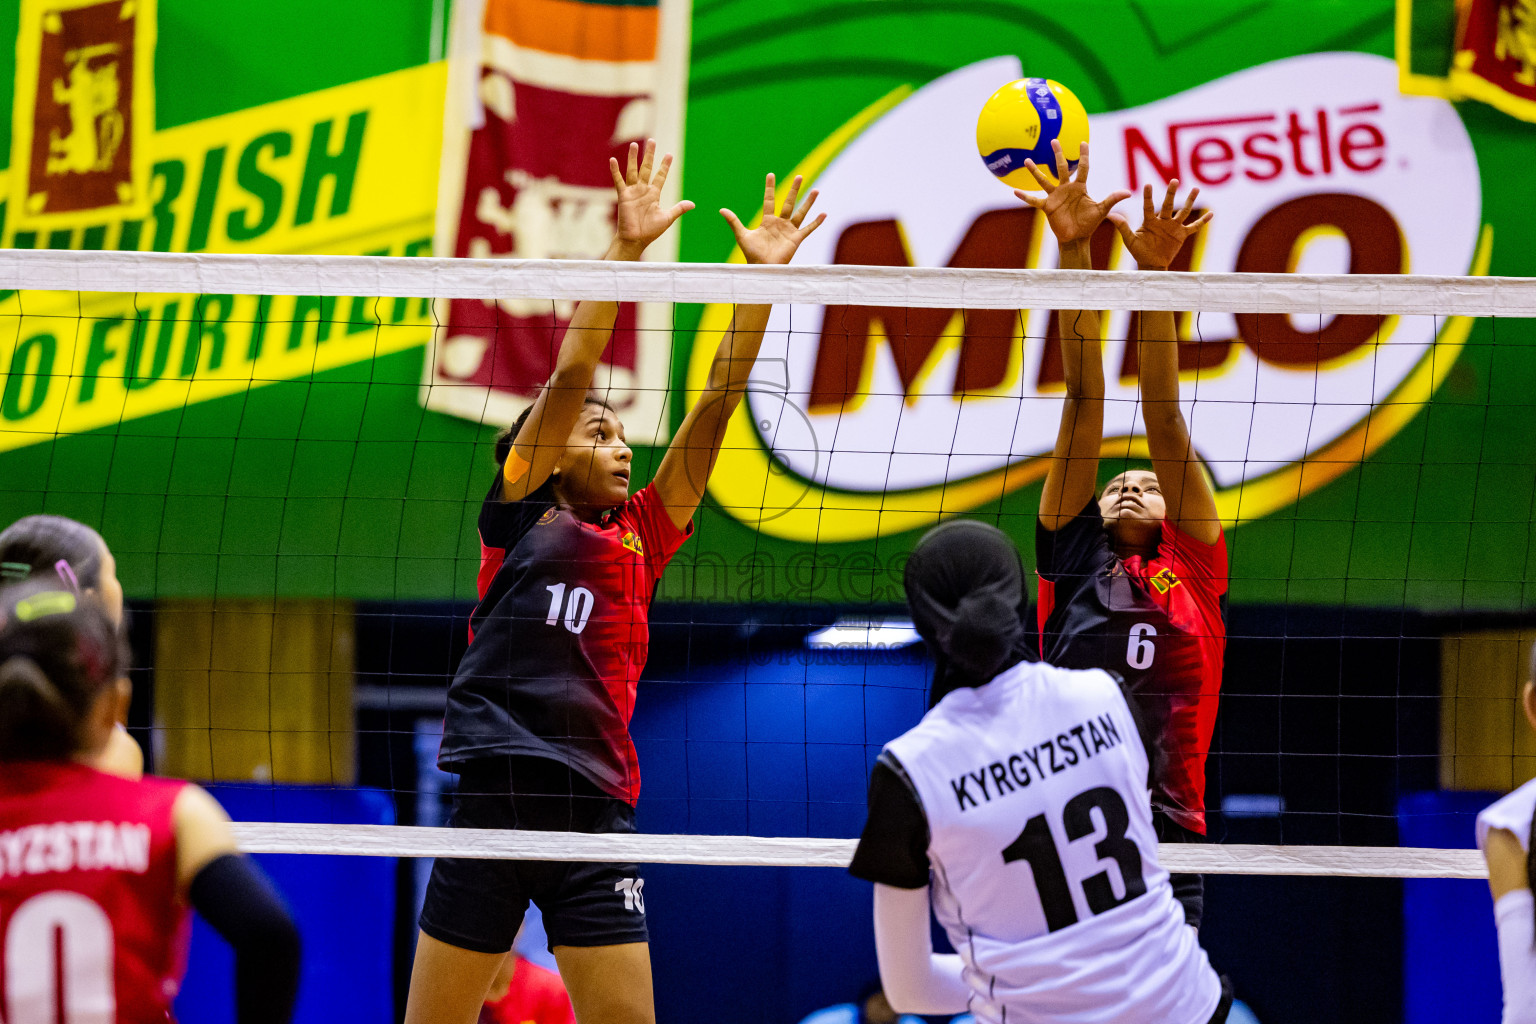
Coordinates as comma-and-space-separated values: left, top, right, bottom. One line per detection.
544, 583, 595, 634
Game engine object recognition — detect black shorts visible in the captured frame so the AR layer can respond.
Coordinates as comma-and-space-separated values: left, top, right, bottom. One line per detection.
420, 756, 648, 955
1154, 811, 1205, 929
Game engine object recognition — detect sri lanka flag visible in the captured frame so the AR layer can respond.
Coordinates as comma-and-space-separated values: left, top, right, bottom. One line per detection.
423, 0, 688, 445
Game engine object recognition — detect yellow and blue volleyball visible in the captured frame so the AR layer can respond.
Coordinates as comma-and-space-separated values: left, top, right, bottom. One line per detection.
976, 78, 1090, 190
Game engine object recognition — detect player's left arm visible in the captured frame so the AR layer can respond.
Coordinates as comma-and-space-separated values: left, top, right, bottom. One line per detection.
651, 173, 825, 531
1108, 182, 1220, 545
872, 883, 971, 1014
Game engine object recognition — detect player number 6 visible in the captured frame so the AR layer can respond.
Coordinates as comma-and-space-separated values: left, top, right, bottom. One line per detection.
1126, 622, 1157, 670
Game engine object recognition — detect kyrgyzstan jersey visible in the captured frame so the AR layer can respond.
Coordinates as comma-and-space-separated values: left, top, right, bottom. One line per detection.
0, 760, 190, 1024
440, 476, 692, 804
1477, 777, 1536, 853
1036, 501, 1228, 834
855, 661, 1221, 1024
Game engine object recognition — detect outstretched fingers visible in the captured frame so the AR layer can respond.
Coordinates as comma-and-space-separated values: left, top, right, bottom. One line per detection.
1014, 187, 1047, 209
1022, 160, 1056, 193
1177, 185, 1202, 223
1071, 140, 1089, 183
795, 210, 827, 241
762, 173, 777, 218
1160, 180, 1179, 219
609, 157, 627, 192
789, 187, 818, 227
1108, 212, 1137, 247
638, 139, 656, 184
1098, 189, 1132, 218
651, 153, 674, 195
1186, 210, 1214, 231
625, 142, 640, 185
778, 175, 803, 220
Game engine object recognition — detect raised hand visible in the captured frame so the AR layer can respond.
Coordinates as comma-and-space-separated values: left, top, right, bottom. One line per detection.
1014, 140, 1130, 246
1108, 180, 1213, 270
610, 139, 694, 255
720, 173, 827, 266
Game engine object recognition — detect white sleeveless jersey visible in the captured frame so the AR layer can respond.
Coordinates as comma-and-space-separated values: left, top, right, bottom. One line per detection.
885, 660, 1221, 1024
1478, 777, 1536, 852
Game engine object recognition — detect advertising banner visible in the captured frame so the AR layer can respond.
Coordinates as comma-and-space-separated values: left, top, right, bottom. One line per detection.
422, 0, 691, 443
0, 0, 1529, 610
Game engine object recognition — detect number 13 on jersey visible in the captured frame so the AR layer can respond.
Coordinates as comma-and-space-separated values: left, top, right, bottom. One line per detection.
1002, 786, 1149, 932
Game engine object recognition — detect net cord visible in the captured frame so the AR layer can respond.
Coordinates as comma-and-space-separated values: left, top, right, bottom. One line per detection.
228, 823, 1486, 879
1, 249, 1533, 315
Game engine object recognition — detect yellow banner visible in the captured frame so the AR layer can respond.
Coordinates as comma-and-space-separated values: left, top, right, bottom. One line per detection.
0, 62, 447, 453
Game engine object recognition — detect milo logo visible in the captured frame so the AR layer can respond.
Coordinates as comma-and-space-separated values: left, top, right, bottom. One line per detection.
692, 53, 1486, 543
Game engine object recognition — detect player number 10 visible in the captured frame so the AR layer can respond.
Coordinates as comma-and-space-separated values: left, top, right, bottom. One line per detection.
544, 583, 595, 634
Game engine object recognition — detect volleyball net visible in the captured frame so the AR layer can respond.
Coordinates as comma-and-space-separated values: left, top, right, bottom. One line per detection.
1, 248, 1533, 882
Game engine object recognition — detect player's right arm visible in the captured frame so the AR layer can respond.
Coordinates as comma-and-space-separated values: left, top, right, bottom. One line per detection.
1109, 182, 1220, 544
1485, 827, 1536, 1024
500, 139, 694, 502
174, 784, 302, 1024
1017, 141, 1129, 531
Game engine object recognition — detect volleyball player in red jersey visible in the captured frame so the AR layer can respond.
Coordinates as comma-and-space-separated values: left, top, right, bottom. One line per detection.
0, 578, 300, 1023
406, 139, 825, 1024
1019, 141, 1224, 927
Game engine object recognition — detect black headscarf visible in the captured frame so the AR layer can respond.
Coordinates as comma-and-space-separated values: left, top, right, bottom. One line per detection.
904, 519, 1036, 707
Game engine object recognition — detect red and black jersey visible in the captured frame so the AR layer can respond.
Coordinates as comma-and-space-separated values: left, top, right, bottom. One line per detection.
0, 761, 190, 1023
1035, 500, 1228, 834
440, 475, 692, 805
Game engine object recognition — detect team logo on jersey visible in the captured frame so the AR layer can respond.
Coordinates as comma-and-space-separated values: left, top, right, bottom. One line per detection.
620, 531, 644, 556
1149, 568, 1182, 595
537, 508, 560, 526
689, 52, 1487, 543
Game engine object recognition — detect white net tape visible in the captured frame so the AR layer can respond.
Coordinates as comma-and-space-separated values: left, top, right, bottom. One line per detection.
1, 248, 1534, 315
15, 246, 1498, 883
228, 824, 1486, 879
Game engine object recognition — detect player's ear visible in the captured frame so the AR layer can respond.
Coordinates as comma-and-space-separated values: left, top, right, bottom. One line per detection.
1522, 680, 1536, 735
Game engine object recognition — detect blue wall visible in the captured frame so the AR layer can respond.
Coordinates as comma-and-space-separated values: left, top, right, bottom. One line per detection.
175, 785, 396, 1024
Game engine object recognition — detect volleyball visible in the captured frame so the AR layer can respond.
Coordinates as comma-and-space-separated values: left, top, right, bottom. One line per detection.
976, 77, 1091, 190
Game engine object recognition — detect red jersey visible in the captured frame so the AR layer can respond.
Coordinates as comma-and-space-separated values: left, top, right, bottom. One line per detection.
441, 478, 692, 804
1036, 501, 1228, 834
480, 957, 576, 1024
0, 761, 190, 1023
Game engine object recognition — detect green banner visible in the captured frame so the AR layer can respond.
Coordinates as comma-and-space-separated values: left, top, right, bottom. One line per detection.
0, 0, 1532, 612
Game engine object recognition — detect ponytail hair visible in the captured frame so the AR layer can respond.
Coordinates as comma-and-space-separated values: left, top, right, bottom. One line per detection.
0, 515, 105, 593
0, 580, 126, 760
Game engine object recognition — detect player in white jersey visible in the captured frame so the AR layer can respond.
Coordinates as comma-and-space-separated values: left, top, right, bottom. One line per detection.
849, 519, 1231, 1024
1477, 640, 1536, 1024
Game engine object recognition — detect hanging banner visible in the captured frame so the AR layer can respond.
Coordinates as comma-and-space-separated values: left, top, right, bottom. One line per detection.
8, 0, 156, 230
422, 0, 692, 442
1450, 0, 1536, 120
690, 52, 1488, 544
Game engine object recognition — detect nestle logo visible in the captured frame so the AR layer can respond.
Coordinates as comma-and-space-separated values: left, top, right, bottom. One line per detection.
1123, 103, 1386, 190
987, 153, 1013, 170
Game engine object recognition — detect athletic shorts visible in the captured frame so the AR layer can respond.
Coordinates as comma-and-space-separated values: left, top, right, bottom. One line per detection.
1154, 811, 1205, 929
420, 756, 649, 954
